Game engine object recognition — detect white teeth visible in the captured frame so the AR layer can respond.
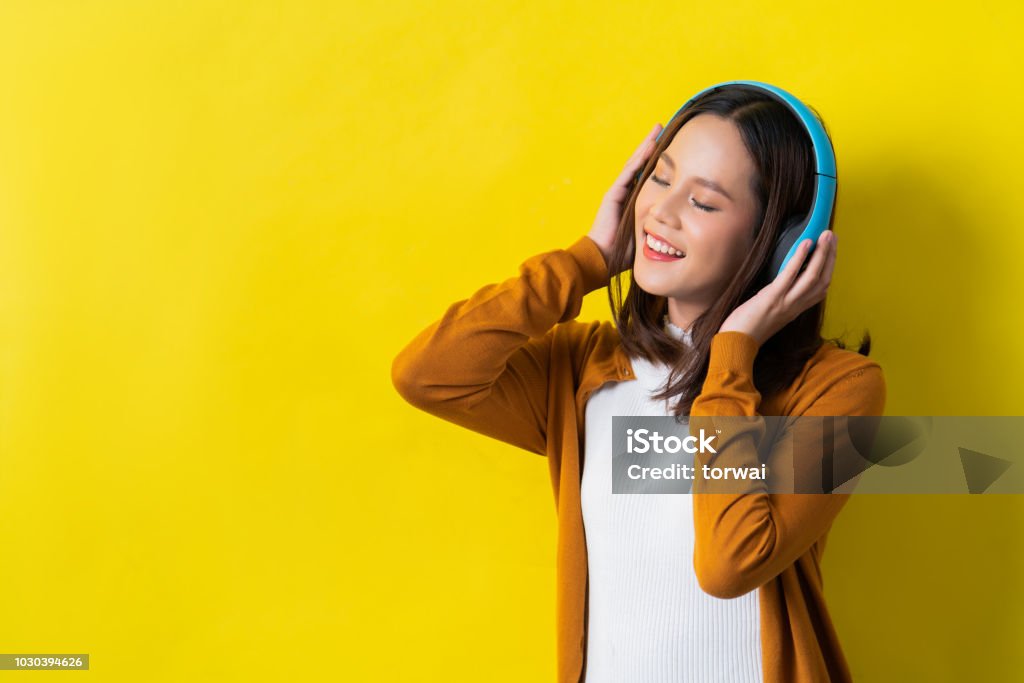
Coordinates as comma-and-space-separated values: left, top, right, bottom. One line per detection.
645, 232, 684, 257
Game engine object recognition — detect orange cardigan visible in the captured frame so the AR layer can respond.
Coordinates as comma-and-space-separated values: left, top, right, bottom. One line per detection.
392, 235, 886, 683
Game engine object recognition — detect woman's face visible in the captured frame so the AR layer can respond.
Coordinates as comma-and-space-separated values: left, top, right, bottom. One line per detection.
633, 113, 762, 324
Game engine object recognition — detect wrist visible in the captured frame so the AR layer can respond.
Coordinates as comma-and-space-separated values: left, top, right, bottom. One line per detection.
717, 325, 764, 348
568, 235, 612, 292
585, 234, 613, 267
707, 331, 762, 377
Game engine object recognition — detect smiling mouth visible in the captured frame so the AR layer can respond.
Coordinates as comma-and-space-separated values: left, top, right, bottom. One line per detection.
643, 230, 686, 260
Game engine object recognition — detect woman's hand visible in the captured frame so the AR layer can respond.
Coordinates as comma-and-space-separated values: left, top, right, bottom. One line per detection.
587, 123, 662, 276
719, 230, 838, 346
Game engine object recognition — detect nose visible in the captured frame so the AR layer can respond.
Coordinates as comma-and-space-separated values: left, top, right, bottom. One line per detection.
649, 194, 686, 230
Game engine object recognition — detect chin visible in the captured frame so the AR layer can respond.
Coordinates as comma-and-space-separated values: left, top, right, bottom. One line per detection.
633, 266, 683, 298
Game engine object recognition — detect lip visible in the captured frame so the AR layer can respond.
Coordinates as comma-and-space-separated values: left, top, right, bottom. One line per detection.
642, 229, 686, 262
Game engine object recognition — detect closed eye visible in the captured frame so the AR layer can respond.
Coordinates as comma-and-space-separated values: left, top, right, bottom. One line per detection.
650, 175, 718, 213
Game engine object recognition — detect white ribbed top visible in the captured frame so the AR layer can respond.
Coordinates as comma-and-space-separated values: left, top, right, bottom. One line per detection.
580, 316, 763, 682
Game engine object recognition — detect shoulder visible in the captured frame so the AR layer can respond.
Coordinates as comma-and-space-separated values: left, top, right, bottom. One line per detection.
548, 319, 623, 377
783, 341, 887, 416
550, 318, 620, 357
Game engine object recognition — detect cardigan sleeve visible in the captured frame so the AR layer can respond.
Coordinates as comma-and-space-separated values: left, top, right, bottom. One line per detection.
391, 235, 610, 456
688, 332, 887, 599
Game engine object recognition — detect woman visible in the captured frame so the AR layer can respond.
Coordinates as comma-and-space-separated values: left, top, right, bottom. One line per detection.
392, 84, 885, 683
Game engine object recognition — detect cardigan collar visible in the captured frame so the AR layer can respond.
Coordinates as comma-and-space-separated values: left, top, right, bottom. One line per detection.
572, 321, 789, 429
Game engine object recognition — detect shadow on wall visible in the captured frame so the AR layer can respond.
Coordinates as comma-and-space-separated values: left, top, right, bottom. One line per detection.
826, 152, 1022, 681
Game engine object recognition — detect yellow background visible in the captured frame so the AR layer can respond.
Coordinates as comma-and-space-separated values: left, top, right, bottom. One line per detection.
1, 1, 1022, 680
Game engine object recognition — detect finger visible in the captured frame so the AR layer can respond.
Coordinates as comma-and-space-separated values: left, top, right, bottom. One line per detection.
806, 231, 832, 284
774, 237, 813, 290
788, 231, 833, 303
620, 124, 662, 174
816, 232, 837, 295
626, 124, 661, 161
786, 232, 829, 302
638, 122, 662, 151
802, 232, 836, 303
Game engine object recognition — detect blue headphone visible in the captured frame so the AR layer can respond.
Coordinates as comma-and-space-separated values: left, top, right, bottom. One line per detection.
635, 80, 836, 278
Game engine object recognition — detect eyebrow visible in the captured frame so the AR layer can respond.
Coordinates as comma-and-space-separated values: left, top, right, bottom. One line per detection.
658, 152, 735, 202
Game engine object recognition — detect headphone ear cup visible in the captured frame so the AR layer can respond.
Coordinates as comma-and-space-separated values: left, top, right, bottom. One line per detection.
768, 215, 807, 278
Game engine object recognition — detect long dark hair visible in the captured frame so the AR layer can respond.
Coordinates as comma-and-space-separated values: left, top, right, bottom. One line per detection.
605, 84, 871, 419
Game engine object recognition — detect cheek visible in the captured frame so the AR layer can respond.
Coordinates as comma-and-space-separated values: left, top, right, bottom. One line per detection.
634, 186, 654, 218
710, 226, 755, 271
